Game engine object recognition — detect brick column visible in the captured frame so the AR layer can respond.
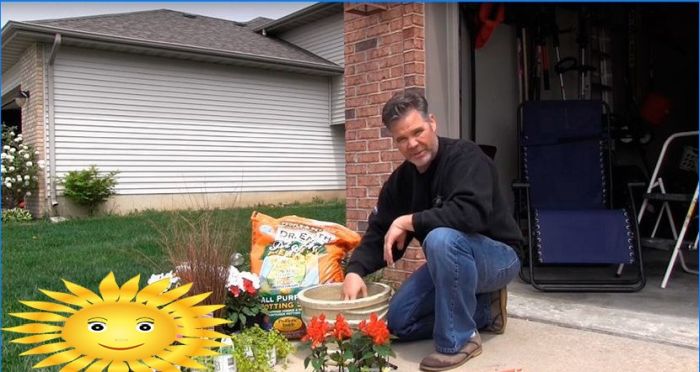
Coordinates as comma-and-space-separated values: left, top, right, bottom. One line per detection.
344, 4, 426, 287
18, 44, 47, 217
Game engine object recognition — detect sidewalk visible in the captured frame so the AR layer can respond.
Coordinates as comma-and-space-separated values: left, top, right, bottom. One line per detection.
285, 251, 698, 371
285, 317, 698, 371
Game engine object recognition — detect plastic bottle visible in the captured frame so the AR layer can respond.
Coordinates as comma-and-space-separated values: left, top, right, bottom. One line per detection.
214, 337, 237, 372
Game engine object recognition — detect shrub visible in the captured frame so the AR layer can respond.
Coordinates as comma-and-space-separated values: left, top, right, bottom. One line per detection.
1, 126, 40, 209
2, 208, 33, 223
61, 165, 118, 215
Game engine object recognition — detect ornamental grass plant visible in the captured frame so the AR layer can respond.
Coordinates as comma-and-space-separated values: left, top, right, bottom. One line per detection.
157, 209, 242, 318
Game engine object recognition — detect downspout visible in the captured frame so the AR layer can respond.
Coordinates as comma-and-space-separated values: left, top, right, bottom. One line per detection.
48, 33, 61, 207
328, 78, 333, 125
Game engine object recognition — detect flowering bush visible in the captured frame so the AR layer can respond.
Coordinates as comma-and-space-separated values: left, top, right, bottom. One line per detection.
225, 266, 268, 331
2, 127, 39, 209
303, 313, 396, 372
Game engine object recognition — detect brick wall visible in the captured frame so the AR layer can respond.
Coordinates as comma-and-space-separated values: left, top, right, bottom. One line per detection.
343, 4, 426, 287
18, 44, 47, 217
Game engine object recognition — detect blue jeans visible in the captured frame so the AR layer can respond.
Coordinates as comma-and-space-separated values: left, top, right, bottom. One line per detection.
386, 227, 520, 354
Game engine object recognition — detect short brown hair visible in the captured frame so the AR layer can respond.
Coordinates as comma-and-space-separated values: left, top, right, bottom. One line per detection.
381, 88, 429, 129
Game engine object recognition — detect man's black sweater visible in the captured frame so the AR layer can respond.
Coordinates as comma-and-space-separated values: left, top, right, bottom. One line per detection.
346, 137, 523, 277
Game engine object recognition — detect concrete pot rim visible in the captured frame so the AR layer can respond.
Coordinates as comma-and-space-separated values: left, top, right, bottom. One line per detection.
297, 282, 392, 311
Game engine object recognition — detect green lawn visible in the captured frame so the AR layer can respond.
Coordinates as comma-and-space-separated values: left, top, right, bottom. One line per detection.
2, 200, 345, 371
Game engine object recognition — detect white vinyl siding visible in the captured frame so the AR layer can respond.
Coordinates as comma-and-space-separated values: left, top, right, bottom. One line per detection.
279, 13, 345, 125
52, 47, 345, 195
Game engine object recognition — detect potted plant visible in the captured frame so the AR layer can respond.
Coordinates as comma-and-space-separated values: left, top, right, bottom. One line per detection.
302, 313, 396, 372
224, 266, 269, 332
349, 313, 395, 372
228, 324, 293, 371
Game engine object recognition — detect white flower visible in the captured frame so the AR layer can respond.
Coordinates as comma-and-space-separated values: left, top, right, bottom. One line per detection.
21, 145, 28, 150
147, 271, 180, 289
24, 181, 29, 186
16, 175, 22, 182
225, 266, 260, 290
226, 266, 242, 288
1, 153, 6, 159
14, 137, 21, 142
2, 145, 9, 151
23, 154, 29, 159
37, 160, 45, 169
4, 182, 11, 188
25, 191, 31, 196
24, 175, 30, 180
1, 166, 5, 173
26, 161, 32, 167
9, 148, 15, 153
9, 166, 15, 172
7, 155, 14, 161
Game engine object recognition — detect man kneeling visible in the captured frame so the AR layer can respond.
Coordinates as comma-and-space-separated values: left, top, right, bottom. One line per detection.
342, 89, 522, 371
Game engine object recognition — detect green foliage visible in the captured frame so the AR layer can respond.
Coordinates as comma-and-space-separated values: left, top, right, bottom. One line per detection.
2, 201, 344, 371
2, 207, 33, 223
268, 326, 295, 363
230, 324, 293, 371
2, 126, 39, 209
61, 165, 119, 215
224, 281, 267, 331
184, 355, 217, 371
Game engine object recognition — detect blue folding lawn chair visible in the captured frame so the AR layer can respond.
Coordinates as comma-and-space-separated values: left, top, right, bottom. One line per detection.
513, 100, 645, 292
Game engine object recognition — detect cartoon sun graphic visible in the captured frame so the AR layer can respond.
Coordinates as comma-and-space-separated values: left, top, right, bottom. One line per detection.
4, 272, 229, 371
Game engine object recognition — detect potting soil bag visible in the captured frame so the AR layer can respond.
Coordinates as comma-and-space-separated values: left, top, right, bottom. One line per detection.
250, 211, 361, 338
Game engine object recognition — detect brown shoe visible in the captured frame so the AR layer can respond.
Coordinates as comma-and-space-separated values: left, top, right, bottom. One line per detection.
419, 332, 482, 371
483, 287, 507, 334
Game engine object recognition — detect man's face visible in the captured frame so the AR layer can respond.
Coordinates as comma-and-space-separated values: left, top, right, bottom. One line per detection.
389, 109, 439, 173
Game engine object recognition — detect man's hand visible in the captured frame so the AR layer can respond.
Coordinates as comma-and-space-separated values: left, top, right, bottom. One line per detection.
383, 214, 414, 267
343, 272, 368, 300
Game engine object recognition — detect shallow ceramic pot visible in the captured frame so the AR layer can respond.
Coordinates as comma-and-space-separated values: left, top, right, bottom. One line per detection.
297, 282, 392, 327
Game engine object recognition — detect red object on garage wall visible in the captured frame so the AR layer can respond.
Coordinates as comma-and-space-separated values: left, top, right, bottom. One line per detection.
640, 92, 671, 127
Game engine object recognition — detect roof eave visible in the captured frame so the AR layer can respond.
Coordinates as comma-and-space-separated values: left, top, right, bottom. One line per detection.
2, 22, 344, 75
252, 2, 343, 34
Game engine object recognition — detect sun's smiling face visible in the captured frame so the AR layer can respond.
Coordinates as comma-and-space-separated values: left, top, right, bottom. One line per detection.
4, 272, 230, 371
62, 302, 177, 361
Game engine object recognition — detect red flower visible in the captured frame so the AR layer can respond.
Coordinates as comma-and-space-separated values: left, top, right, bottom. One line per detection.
358, 313, 390, 345
332, 314, 352, 341
242, 278, 256, 295
301, 314, 329, 349
228, 285, 241, 297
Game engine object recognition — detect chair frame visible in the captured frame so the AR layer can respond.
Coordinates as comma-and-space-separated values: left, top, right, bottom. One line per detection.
513, 101, 646, 292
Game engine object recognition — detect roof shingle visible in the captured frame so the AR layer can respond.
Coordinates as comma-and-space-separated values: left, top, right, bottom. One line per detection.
28, 9, 336, 67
